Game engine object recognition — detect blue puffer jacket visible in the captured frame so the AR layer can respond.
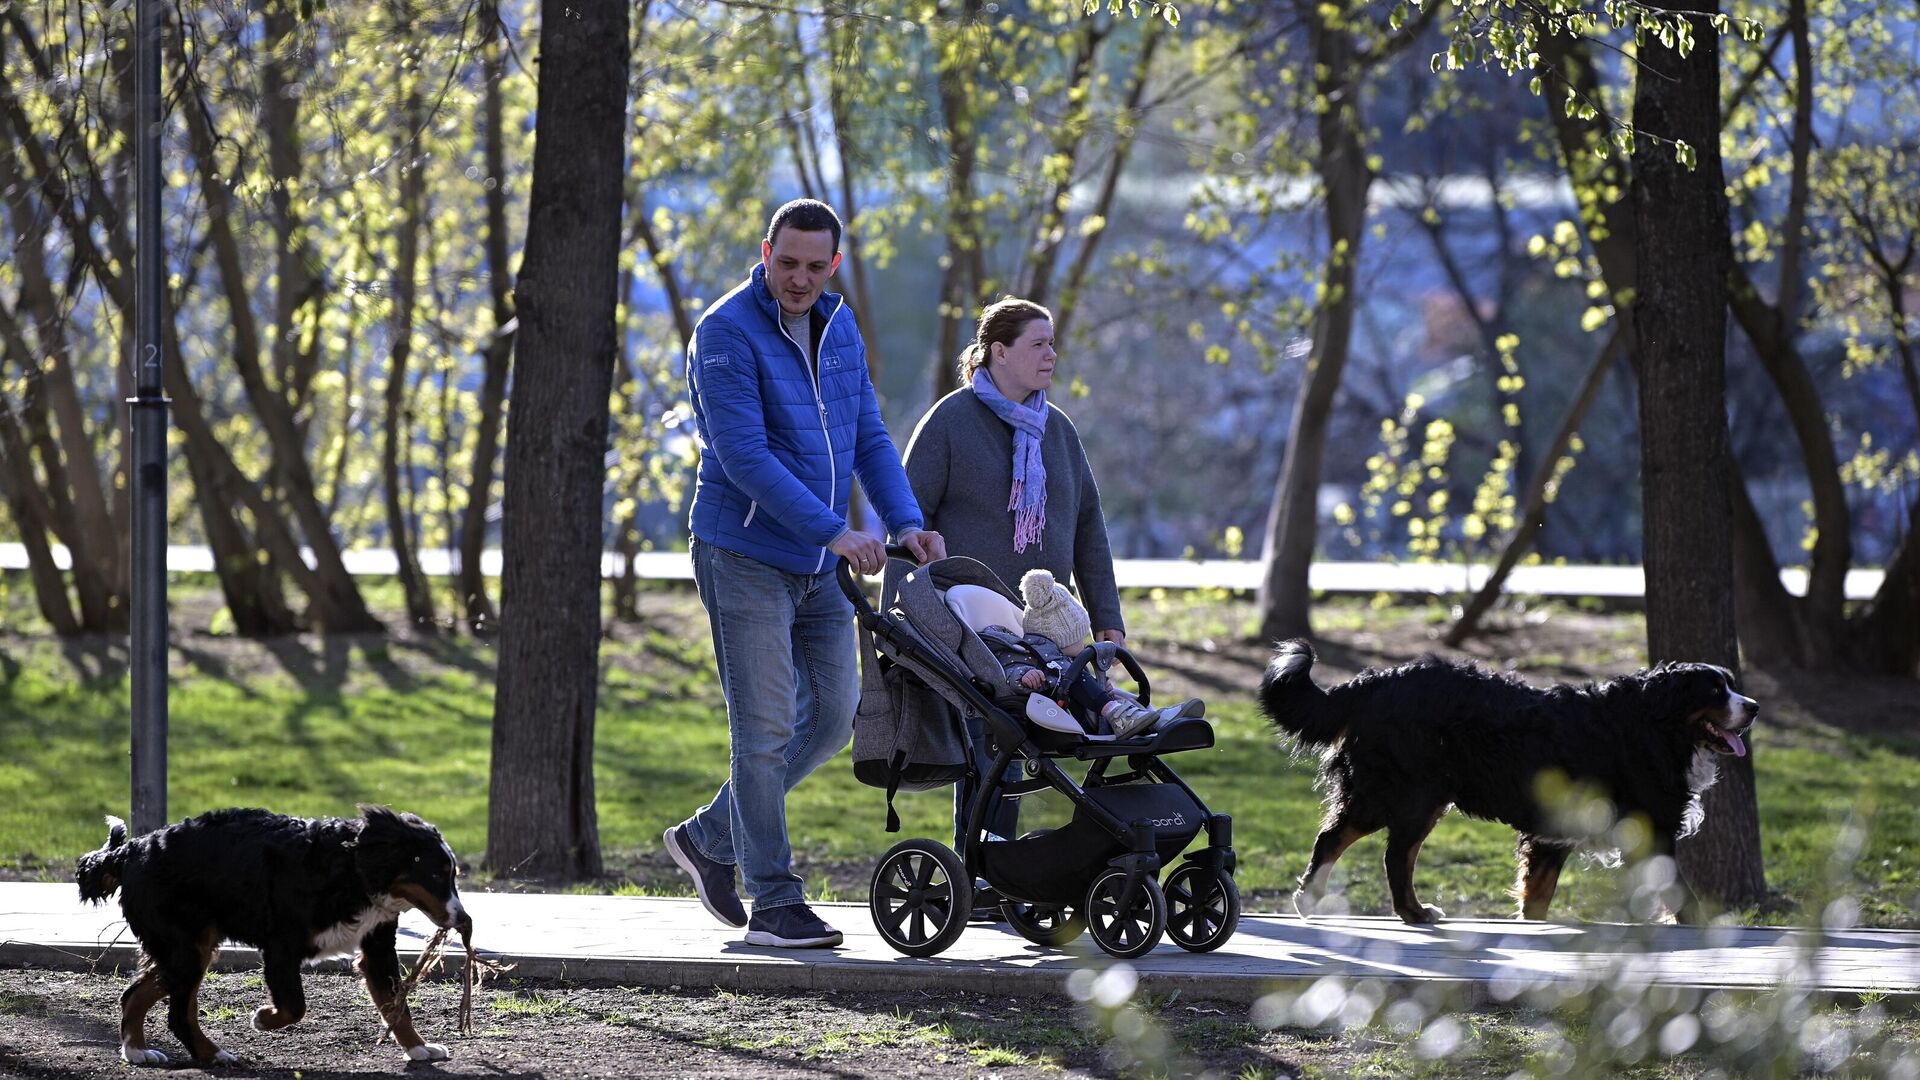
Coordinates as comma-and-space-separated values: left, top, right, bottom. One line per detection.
686, 263, 923, 575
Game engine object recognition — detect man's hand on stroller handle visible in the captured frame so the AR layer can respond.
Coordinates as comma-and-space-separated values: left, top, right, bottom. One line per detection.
898, 528, 946, 564
830, 530, 888, 575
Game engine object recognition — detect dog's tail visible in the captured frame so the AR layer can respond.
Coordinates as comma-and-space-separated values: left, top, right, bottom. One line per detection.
1258, 639, 1347, 748
75, 815, 130, 904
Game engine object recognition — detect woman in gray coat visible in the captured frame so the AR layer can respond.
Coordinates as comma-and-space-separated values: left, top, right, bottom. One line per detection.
896, 295, 1126, 905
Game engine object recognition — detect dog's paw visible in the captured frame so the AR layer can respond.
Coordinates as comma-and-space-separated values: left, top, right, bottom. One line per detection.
253, 1004, 306, 1031
119, 1044, 168, 1066
1398, 904, 1446, 925
405, 1042, 452, 1062
1294, 887, 1344, 919
212, 1048, 240, 1066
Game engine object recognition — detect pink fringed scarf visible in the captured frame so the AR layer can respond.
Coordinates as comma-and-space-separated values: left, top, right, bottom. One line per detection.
970, 370, 1048, 552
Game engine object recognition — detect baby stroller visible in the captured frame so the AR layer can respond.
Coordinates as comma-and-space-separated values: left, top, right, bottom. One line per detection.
842, 549, 1238, 960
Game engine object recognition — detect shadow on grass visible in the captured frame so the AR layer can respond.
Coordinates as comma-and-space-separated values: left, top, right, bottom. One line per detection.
54, 637, 128, 685
390, 632, 497, 681
1749, 666, 1920, 754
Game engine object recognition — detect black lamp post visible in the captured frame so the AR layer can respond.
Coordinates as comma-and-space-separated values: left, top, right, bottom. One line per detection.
128, 0, 168, 836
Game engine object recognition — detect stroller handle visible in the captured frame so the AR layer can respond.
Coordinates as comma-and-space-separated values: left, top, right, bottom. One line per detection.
1057, 640, 1151, 708
835, 543, 919, 616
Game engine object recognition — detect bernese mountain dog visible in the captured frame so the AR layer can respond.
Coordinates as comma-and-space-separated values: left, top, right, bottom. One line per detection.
75, 805, 469, 1066
1258, 640, 1758, 925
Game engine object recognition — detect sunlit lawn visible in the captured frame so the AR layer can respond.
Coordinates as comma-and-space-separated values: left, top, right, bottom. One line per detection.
1, 574, 1915, 928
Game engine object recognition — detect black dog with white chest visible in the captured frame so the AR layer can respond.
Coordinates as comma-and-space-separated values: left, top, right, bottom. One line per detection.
75, 805, 469, 1066
1258, 640, 1758, 925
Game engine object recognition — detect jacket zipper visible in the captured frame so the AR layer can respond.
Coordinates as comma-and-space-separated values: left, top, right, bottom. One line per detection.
742, 502, 758, 528
776, 297, 843, 574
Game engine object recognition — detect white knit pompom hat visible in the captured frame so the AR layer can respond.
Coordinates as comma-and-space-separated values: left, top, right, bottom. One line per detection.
1019, 568, 1091, 651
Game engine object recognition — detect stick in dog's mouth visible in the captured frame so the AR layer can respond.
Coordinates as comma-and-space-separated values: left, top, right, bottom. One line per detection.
377, 919, 502, 1045
456, 921, 477, 1034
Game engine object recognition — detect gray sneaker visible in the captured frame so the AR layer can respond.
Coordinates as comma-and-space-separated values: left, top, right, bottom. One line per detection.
744, 903, 843, 948
664, 824, 747, 928
1105, 697, 1206, 738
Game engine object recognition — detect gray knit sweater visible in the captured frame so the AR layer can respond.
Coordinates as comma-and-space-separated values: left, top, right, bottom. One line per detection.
895, 387, 1124, 635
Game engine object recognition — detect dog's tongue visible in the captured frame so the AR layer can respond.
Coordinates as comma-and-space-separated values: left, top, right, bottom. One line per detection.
1722, 730, 1747, 758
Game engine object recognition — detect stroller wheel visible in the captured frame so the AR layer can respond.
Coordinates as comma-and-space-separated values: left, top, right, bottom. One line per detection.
1084, 868, 1166, 959
1000, 898, 1085, 947
1164, 863, 1240, 953
869, 839, 972, 957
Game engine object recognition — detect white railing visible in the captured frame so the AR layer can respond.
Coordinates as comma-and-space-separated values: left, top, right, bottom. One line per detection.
0, 543, 1886, 599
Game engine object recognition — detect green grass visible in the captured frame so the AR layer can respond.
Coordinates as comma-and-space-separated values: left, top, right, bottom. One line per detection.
489, 990, 584, 1019
2, 578, 1916, 929
0, 990, 49, 1015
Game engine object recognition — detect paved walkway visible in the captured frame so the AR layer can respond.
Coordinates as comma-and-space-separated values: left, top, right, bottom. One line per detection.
2, 883, 1914, 1005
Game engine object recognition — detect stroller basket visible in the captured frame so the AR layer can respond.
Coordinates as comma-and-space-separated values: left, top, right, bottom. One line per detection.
981, 784, 1204, 906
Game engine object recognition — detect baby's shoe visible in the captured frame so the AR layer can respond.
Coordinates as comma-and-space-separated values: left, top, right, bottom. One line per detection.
1104, 697, 1205, 738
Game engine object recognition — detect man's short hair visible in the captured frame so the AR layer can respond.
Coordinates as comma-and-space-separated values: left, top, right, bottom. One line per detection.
765, 199, 843, 252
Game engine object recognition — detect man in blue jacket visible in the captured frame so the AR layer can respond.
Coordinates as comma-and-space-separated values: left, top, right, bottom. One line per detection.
665, 199, 944, 948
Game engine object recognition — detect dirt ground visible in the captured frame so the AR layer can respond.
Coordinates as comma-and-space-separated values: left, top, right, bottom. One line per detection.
0, 966, 1313, 1080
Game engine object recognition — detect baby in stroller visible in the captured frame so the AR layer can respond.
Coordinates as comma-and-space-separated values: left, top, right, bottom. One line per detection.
975, 569, 1205, 738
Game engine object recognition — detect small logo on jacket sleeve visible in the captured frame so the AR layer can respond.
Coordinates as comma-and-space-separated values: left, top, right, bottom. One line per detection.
705, 351, 732, 369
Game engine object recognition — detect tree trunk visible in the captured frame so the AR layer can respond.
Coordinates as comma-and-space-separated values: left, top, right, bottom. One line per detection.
610, 266, 643, 625
485, 0, 628, 882
0, 399, 80, 634
1850, 233, 1920, 675
1724, 260, 1854, 666
609, 183, 691, 625
1726, 474, 1803, 666
824, 16, 879, 367
456, 0, 516, 636
1538, 33, 1638, 303
0, 131, 124, 632
381, 43, 437, 631
1630, 2, 1765, 912
932, 0, 984, 400
176, 45, 381, 634
1719, 16, 1852, 666
1445, 327, 1619, 646
1052, 21, 1160, 346
1856, 491, 1920, 676
1018, 19, 1105, 308
161, 319, 302, 636
1256, 12, 1369, 643
4, 345, 108, 628
261, 1, 324, 410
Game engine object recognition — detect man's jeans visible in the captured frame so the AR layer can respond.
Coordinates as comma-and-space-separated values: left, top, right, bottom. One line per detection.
682, 538, 856, 912
954, 710, 1021, 856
